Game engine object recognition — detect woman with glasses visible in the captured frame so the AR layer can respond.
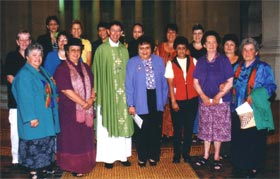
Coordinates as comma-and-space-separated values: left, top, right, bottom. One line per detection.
44, 31, 69, 76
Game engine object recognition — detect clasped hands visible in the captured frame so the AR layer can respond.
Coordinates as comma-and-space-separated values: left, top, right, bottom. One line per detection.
201, 95, 221, 106
81, 95, 95, 110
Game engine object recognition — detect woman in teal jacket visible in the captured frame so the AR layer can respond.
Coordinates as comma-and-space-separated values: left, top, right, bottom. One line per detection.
12, 43, 60, 179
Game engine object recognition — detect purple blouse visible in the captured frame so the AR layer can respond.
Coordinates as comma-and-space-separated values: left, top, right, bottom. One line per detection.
193, 53, 233, 102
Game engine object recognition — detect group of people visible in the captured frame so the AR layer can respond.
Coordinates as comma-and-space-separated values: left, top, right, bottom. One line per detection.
5, 15, 277, 179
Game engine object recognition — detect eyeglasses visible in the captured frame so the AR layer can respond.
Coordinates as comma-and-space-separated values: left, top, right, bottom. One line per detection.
58, 39, 68, 42
138, 46, 151, 51
69, 49, 81, 53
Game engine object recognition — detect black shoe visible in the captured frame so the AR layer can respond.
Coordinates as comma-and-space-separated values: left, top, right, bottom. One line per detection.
121, 161, 131, 167
148, 159, 157, 166
11, 163, 20, 169
245, 170, 258, 179
183, 156, 191, 163
138, 161, 146, 167
54, 166, 64, 175
42, 168, 55, 175
71, 172, 84, 177
192, 135, 198, 143
29, 171, 40, 179
195, 157, 208, 166
172, 156, 180, 163
104, 163, 114, 169
220, 154, 230, 160
29, 173, 38, 179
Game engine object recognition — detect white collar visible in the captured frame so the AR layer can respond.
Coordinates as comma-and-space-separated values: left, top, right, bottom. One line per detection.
176, 57, 187, 61
109, 38, 119, 47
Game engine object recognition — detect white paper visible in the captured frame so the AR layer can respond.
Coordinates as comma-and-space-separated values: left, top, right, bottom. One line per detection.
210, 98, 223, 103
235, 101, 253, 114
133, 114, 143, 129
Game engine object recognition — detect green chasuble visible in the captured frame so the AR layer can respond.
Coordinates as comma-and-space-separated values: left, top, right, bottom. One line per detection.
93, 40, 134, 137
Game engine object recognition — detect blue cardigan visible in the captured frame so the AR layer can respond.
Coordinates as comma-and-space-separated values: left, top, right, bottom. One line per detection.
12, 63, 60, 140
44, 51, 62, 76
126, 54, 168, 114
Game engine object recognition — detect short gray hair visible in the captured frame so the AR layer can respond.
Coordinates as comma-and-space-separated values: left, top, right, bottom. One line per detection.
239, 37, 260, 53
25, 43, 44, 57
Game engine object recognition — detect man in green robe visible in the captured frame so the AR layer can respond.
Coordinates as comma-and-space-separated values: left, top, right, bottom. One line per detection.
92, 21, 134, 169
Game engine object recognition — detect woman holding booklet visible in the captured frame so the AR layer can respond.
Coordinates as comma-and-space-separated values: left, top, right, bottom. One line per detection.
231, 38, 277, 178
125, 35, 168, 167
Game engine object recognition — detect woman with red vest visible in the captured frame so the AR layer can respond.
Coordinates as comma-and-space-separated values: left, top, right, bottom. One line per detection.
165, 36, 198, 163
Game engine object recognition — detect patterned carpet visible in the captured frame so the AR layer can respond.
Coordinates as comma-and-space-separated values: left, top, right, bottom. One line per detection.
61, 148, 199, 179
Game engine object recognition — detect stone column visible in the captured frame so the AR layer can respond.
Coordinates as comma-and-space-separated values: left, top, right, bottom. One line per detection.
73, 0, 80, 20
154, 0, 162, 45
92, 0, 100, 41
178, 1, 187, 36
260, 0, 280, 100
135, 0, 143, 23
59, 0, 65, 30
114, 0, 122, 21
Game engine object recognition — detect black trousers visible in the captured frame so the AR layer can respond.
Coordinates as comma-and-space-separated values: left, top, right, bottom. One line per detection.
170, 97, 198, 158
135, 89, 163, 162
231, 111, 267, 170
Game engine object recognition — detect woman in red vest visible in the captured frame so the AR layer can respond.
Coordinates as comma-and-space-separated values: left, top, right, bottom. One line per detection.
165, 36, 198, 163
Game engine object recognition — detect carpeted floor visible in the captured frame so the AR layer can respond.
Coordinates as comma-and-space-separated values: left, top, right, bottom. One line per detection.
61, 148, 199, 179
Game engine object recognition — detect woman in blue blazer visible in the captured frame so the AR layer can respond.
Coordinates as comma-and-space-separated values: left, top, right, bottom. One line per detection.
126, 35, 168, 167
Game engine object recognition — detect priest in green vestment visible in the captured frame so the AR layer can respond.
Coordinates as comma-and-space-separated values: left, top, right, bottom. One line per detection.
92, 21, 134, 168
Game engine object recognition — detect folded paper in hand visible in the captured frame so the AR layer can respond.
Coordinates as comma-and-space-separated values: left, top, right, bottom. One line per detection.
235, 102, 256, 129
210, 98, 223, 103
133, 114, 143, 129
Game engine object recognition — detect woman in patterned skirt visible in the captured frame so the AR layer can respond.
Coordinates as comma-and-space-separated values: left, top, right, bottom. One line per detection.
193, 31, 234, 170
